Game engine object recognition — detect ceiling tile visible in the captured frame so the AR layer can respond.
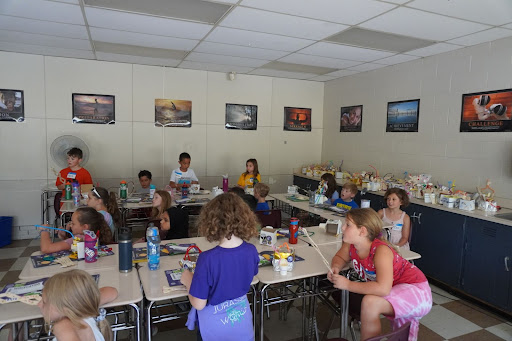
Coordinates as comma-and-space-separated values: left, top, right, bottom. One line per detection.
0, 41, 95, 59
381, 0, 409, 3
90, 27, 198, 51
94, 41, 188, 59
0, 0, 84, 24
278, 53, 361, 69
206, 27, 314, 52
240, 0, 396, 25
249, 68, 319, 80
308, 75, 340, 82
220, 7, 348, 40
203, 0, 238, 3
360, 7, 490, 41
0, 15, 88, 39
84, 0, 231, 25
448, 28, 512, 46
504, 23, 512, 30
54, 0, 80, 3
407, 43, 463, 57
194, 41, 289, 60
299, 42, 394, 62
373, 54, 420, 65
347, 63, 387, 72
179, 61, 254, 73
0, 30, 91, 50
261, 61, 337, 75
84, 7, 212, 40
326, 28, 434, 53
96, 52, 180, 67
323, 69, 360, 77
407, 0, 512, 26
186, 52, 269, 67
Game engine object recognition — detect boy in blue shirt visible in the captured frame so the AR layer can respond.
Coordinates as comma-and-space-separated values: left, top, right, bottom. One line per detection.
332, 182, 359, 210
254, 183, 270, 211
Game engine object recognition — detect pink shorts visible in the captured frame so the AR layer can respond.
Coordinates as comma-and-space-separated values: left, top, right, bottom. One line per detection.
383, 281, 432, 341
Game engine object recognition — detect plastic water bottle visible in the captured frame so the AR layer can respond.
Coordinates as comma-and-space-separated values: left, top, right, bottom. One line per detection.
65, 181, 72, 200
149, 184, 156, 199
120, 180, 127, 199
72, 180, 80, 207
146, 223, 160, 271
222, 174, 229, 192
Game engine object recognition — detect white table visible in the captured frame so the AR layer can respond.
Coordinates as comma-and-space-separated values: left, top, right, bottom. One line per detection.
270, 193, 345, 221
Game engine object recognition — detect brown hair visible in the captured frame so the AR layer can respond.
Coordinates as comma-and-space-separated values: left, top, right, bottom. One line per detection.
384, 188, 410, 208
243, 158, 260, 179
151, 190, 172, 218
342, 182, 358, 195
92, 187, 121, 227
75, 207, 113, 245
346, 208, 398, 251
198, 193, 258, 242
321, 173, 338, 199
43, 269, 112, 341
254, 183, 269, 198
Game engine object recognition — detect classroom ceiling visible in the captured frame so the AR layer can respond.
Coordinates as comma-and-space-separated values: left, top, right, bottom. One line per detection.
1, 0, 512, 82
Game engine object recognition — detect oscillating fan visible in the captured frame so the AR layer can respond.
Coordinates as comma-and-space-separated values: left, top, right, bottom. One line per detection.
50, 135, 90, 169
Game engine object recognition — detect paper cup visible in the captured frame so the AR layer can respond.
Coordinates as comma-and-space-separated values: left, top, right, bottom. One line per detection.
361, 199, 370, 208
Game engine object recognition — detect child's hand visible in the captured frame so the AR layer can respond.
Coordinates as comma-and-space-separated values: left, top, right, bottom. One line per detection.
38, 225, 51, 233
330, 273, 351, 290
180, 270, 193, 288
327, 267, 338, 282
58, 230, 68, 240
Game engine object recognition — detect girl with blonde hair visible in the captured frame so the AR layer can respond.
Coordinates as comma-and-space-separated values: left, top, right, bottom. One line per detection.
38, 269, 118, 341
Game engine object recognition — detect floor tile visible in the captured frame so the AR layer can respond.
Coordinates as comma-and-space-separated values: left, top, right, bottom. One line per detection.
21, 246, 41, 257
416, 324, 445, 341
0, 270, 22, 288
429, 284, 460, 301
10, 257, 29, 271
449, 328, 506, 341
29, 239, 41, 247
432, 291, 455, 305
0, 247, 25, 259
262, 306, 306, 341
0, 271, 5, 283
486, 323, 512, 340
2, 239, 31, 248
420, 305, 481, 339
153, 328, 196, 341
441, 300, 504, 328
0, 259, 17, 271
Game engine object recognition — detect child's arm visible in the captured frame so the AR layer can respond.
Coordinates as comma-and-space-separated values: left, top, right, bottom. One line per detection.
330, 245, 394, 296
180, 270, 207, 310
397, 213, 411, 247
99, 287, 118, 306
52, 318, 80, 341
39, 230, 71, 254
329, 242, 350, 277
377, 208, 384, 219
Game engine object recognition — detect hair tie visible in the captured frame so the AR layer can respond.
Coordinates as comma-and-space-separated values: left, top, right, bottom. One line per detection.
377, 232, 383, 238
96, 308, 107, 322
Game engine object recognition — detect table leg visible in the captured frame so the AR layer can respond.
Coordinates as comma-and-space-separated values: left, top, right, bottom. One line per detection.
340, 289, 349, 338
147, 300, 155, 341
259, 284, 270, 341
129, 303, 141, 341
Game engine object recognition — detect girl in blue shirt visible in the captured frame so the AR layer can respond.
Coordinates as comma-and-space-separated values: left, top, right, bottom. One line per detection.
180, 193, 259, 341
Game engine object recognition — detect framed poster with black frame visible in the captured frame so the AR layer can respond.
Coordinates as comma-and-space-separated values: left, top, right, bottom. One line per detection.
386, 99, 420, 132
460, 89, 512, 132
225, 103, 257, 130
284, 107, 311, 131
340, 105, 362, 132
155, 99, 192, 127
72, 93, 115, 124
0, 89, 24, 122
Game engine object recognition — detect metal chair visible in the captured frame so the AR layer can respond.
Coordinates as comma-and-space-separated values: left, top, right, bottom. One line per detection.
327, 321, 411, 341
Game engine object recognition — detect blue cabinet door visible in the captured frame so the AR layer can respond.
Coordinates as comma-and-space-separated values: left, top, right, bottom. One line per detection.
409, 205, 465, 287
362, 192, 385, 211
293, 175, 319, 194
462, 218, 512, 311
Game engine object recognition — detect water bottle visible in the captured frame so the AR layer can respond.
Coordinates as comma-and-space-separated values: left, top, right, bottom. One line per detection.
146, 223, 160, 271
222, 174, 229, 192
181, 184, 189, 198
118, 228, 133, 273
120, 180, 127, 199
84, 230, 98, 263
149, 184, 156, 199
289, 218, 299, 244
72, 180, 80, 207
65, 181, 72, 200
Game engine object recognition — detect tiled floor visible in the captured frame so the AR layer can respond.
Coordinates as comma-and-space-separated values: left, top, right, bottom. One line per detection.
2, 239, 512, 340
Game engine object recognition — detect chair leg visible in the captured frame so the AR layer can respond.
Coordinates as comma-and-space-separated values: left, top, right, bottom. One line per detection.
265, 291, 270, 319
350, 319, 358, 341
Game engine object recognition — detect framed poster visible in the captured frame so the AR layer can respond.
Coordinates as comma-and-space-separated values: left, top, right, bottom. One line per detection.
460, 89, 512, 132
386, 99, 420, 132
155, 99, 192, 127
284, 107, 311, 131
340, 105, 362, 132
0, 89, 24, 122
225, 103, 257, 130
72, 93, 115, 124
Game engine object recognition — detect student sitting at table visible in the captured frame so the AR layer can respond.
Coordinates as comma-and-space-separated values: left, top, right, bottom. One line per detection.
87, 187, 121, 235
332, 182, 359, 210
160, 206, 189, 240
321, 173, 340, 205
137, 169, 153, 194
38, 269, 118, 341
254, 183, 270, 211
151, 190, 172, 219
237, 158, 261, 188
378, 188, 411, 251
40, 207, 113, 254
180, 193, 259, 341
328, 208, 431, 341
169, 152, 199, 190
55, 147, 93, 194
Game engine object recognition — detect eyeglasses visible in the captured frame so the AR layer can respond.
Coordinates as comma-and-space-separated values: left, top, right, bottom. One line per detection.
92, 187, 101, 199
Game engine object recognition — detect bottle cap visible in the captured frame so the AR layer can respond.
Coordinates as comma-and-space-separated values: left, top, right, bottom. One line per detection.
150, 184, 156, 189
121, 180, 126, 184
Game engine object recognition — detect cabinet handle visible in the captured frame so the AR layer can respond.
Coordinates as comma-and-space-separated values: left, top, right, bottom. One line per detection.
417, 213, 422, 224
411, 212, 422, 224
506, 257, 510, 272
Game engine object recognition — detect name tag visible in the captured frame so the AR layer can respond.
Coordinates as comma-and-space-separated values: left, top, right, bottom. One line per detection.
67, 172, 77, 180
392, 223, 403, 231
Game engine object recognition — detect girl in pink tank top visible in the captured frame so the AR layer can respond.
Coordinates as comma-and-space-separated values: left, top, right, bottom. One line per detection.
378, 188, 411, 250
328, 208, 431, 341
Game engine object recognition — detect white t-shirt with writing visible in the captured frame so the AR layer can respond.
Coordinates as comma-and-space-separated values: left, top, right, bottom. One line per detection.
170, 168, 198, 184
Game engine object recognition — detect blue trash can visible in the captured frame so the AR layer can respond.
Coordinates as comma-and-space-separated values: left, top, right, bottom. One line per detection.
0, 216, 13, 248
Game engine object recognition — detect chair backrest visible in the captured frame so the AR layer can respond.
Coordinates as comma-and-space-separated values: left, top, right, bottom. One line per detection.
255, 209, 282, 229
54, 191, 62, 216
365, 322, 411, 341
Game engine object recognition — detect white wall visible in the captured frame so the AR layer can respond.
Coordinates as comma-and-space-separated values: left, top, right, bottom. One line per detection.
0, 51, 324, 239
322, 36, 512, 205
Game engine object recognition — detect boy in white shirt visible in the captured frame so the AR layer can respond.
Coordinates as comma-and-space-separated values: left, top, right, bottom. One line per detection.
169, 152, 199, 190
